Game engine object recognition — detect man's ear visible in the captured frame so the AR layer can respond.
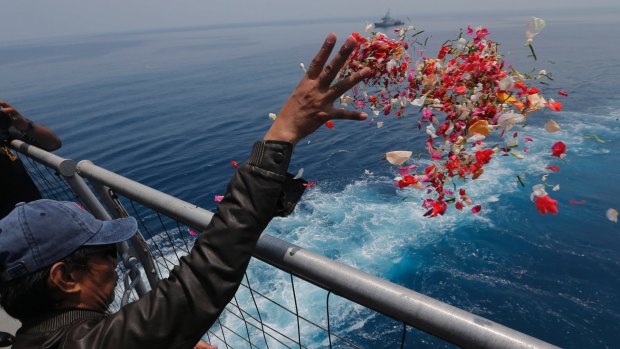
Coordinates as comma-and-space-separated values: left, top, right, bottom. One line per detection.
48, 261, 82, 295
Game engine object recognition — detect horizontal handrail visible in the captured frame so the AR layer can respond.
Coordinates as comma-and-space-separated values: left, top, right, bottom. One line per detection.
10, 140, 559, 348
76, 160, 214, 231
254, 234, 558, 349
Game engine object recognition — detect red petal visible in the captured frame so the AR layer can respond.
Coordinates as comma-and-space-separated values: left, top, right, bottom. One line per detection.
568, 200, 586, 205
325, 121, 335, 129
546, 166, 560, 172
231, 160, 238, 168
303, 181, 316, 187
471, 205, 481, 214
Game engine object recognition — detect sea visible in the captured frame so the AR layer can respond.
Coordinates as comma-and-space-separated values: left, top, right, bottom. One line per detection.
1, 7, 619, 349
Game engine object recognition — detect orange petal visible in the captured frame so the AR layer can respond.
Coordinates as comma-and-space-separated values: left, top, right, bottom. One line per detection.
468, 120, 490, 137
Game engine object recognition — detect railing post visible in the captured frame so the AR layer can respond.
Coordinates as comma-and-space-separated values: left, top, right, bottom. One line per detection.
56, 159, 150, 297
90, 181, 161, 289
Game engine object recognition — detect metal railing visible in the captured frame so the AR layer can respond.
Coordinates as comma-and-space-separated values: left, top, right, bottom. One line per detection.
10, 139, 560, 349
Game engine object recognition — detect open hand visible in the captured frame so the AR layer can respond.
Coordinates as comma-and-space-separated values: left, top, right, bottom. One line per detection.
264, 33, 371, 145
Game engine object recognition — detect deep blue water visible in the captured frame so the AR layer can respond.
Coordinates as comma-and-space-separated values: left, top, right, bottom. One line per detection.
2, 8, 619, 348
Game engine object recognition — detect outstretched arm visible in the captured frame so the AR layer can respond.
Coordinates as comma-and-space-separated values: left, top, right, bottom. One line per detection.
265, 32, 370, 144
64, 33, 369, 349
0, 101, 62, 151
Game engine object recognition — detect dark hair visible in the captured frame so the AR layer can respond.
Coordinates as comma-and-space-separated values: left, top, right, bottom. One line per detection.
0, 245, 115, 320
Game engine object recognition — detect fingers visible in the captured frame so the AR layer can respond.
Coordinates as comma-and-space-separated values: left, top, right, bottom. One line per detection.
326, 106, 368, 121
0, 107, 17, 117
306, 33, 337, 80
326, 67, 371, 101
0, 101, 10, 108
317, 35, 357, 89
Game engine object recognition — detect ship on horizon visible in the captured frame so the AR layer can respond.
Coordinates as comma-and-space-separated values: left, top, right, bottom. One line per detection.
374, 9, 404, 28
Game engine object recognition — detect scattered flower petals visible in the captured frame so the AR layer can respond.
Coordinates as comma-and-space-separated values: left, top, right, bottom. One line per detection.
325, 121, 335, 129
231, 160, 238, 168
471, 205, 482, 214
385, 151, 413, 165
552, 184, 560, 191
606, 208, 618, 223
329, 24, 573, 217
568, 200, 586, 205
187, 229, 198, 236
268, 113, 277, 121
214, 195, 224, 202
303, 181, 316, 188
293, 168, 304, 179
299, 63, 307, 72
544, 119, 561, 133
558, 90, 569, 96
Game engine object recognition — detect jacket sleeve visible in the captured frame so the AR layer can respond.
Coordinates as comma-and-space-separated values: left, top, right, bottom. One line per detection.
66, 140, 306, 349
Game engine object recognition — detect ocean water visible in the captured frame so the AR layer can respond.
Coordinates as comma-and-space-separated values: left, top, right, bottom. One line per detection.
2, 8, 619, 348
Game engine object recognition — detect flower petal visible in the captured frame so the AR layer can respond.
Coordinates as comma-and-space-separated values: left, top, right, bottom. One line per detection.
385, 151, 413, 165
606, 208, 618, 223
544, 119, 561, 133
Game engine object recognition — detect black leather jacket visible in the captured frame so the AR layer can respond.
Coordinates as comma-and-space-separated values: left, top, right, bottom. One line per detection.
12, 140, 305, 349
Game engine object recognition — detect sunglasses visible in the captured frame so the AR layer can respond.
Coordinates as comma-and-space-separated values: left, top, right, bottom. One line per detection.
65, 244, 119, 268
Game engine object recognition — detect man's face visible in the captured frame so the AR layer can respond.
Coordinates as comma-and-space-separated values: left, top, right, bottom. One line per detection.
78, 246, 119, 310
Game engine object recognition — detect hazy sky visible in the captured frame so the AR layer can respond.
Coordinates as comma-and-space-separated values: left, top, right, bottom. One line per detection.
2, 0, 619, 42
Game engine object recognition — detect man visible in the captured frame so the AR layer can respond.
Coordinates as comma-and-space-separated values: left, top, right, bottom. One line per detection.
0, 101, 62, 218
0, 33, 371, 348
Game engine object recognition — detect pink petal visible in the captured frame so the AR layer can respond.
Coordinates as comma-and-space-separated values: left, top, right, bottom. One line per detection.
187, 229, 198, 236
214, 195, 224, 202
471, 205, 482, 214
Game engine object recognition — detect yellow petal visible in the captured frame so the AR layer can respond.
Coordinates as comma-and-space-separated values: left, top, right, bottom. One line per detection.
385, 151, 413, 166
496, 92, 517, 103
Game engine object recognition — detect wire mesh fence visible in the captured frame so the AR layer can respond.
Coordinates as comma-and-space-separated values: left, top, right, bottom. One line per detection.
25, 172, 421, 349
108, 195, 419, 348
18, 153, 82, 204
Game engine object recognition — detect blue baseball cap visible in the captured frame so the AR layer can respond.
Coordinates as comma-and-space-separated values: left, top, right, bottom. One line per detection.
0, 199, 137, 282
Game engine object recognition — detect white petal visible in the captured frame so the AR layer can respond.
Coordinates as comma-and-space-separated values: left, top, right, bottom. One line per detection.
411, 96, 426, 106
531, 184, 547, 198
498, 76, 514, 91
606, 208, 618, 223
544, 119, 561, 133
268, 113, 277, 121
507, 139, 519, 148
293, 168, 304, 179
525, 17, 546, 40
377, 121, 384, 128
426, 124, 437, 138
299, 63, 306, 72
385, 151, 413, 166
552, 185, 560, 191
